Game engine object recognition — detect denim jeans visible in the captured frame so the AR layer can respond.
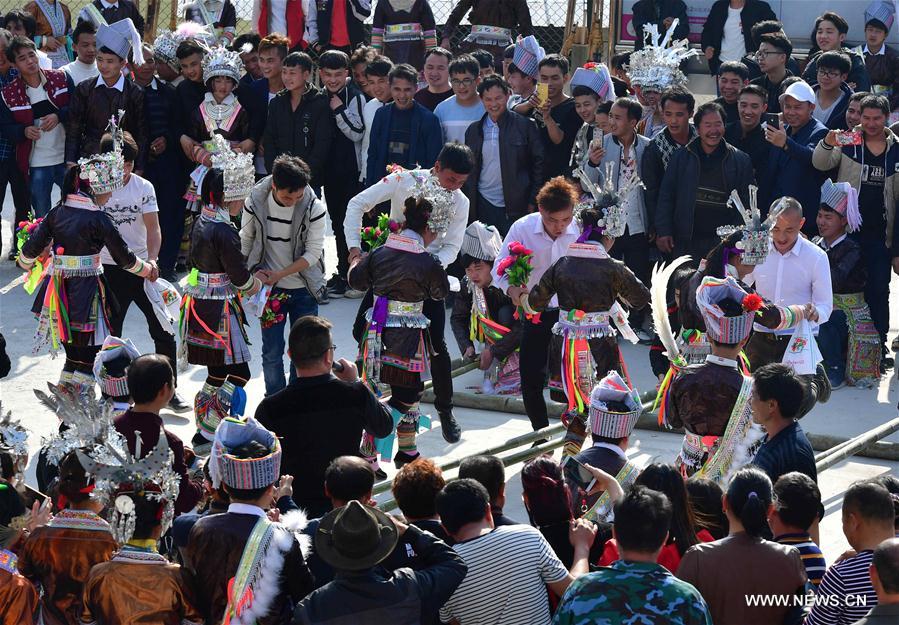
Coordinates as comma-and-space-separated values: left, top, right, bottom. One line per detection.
261, 286, 319, 396
30, 163, 65, 217
817, 309, 847, 381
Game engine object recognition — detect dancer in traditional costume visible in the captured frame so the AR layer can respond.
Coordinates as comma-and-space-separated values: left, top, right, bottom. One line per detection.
574, 372, 642, 523
18, 389, 119, 625
450, 221, 521, 395
815, 180, 881, 387
348, 183, 452, 472
184, 417, 313, 624
180, 134, 261, 452
18, 114, 155, 396
370, 0, 438, 71
92, 336, 139, 414
183, 0, 237, 46
442, 0, 533, 70
78, 423, 202, 625
181, 46, 254, 215
524, 169, 650, 457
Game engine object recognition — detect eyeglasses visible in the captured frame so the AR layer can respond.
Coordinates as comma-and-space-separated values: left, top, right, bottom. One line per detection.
754, 51, 785, 59
450, 78, 475, 87
817, 68, 843, 79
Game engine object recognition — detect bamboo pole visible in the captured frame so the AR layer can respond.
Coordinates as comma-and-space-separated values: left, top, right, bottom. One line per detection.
814, 416, 899, 473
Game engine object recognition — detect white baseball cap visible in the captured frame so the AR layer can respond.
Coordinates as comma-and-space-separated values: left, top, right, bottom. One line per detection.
779, 80, 816, 105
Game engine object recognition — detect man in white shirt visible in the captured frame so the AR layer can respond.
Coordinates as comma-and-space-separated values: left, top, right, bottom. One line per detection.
240, 155, 327, 397
344, 143, 475, 442
492, 176, 581, 431
747, 197, 833, 414
60, 20, 99, 85
358, 56, 393, 184
97, 131, 188, 412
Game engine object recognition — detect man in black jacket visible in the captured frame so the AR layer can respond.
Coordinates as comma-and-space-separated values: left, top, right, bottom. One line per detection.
655, 101, 754, 262
262, 51, 333, 189
464, 74, 543, 235
701, 0, 776, 75
255, 316, 393, 519
293, 500, 466, 625
309, 0, 370, 53
631, 0, 688, 51
724, 84, 769, 181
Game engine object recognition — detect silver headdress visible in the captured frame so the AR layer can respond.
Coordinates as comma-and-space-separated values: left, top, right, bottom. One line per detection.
627, 19, 699, 92
202, 45, 243, 84
155, 22, 216, 70
0, 404, 28, 459
34, 383, 118, 466
716, 185, 784, 265
409, 171, 456, 235
78, 110, 125, 194
573, 164, 644, 239
77, 430, 180, 544
209, 133, 255, 202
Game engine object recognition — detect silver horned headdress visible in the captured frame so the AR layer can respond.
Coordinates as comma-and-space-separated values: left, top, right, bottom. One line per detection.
35, 383, 118, 466
573, 164, 644, 239
0, 404, 28, 459
78, 110, 126, 194
410, 171, 455, 235
716, 185, 784, 265
627, 19, 700, 92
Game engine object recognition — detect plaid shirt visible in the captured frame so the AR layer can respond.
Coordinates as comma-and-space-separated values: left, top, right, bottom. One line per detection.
0, 67, 19, 160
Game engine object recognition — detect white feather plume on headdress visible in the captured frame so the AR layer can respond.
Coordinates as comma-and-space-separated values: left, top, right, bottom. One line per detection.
650, 256, 693, 367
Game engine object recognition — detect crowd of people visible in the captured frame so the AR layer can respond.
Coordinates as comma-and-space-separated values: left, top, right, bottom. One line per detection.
1, 0, 899, 623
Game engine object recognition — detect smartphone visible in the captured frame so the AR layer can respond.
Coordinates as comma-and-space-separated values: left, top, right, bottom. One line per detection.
763, 113, 780, 129
536, 83, 549, 107
562, 456, 597, 493
21, 485, 49, 509
835, 130, 863, 146
590, 131, 604, 151
332, 361, 345, 373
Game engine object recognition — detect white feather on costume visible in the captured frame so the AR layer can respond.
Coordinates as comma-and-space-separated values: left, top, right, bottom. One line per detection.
650, 256, 692, 366
228, 508, 310, 625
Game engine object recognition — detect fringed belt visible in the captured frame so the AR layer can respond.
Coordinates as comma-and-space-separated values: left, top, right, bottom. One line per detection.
465, 25, 512, 44
552, 309, 614, 339
833, 292, 881, 386
678, 432, 713, 472
384, 23, 423, 42
362, 297, 430, 387
184, 272, 235, 300
52, 254, 103, 277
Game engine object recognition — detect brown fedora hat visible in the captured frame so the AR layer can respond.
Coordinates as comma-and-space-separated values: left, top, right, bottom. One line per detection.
315, 500, 399, 571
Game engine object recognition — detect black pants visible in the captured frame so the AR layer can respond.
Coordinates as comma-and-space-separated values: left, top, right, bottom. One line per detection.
207, 363, 251, 382
611, 228, 650, 325
476, 192, 514, 237
104, 264, 179, 385
148, 156, 187, 277
324, 177, 362, 279
63, 344, 101, 374
353, 289, 454, 414
520, 308, 559, 431
0, 158, 30, 251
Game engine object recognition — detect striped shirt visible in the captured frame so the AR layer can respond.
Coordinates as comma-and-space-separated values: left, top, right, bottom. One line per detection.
439, 525, 569, 625
776, 532, 827, 589
805, 550, 877, 625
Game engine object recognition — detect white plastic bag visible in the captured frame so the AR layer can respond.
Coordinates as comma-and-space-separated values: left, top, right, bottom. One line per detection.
144, 278, 182, 335
242, 285, 270, 319
781, 319, 822, 376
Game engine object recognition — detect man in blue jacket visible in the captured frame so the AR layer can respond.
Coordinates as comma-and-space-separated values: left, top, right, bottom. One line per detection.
366, 63, 443, 185
760, 79, 829, 236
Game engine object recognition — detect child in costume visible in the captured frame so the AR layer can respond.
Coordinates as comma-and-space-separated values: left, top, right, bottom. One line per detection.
180, 134, 261, 453
450, 221, 521, 395
18, 114, 155, 396
181, 46, 254, 215
569, 63, 615, 172
348, 181, 452, 473
18, 389, 120, 625
815, 179, 881, 387
78, 427, 202, 625
370, 0, 438, 72
524, 169, 651, 458
92, 336, 139, 415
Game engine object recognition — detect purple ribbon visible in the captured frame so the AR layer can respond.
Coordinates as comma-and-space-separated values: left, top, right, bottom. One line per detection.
371, 296, 389, 333
576, 225, 594, 243
722, 246, 742, 275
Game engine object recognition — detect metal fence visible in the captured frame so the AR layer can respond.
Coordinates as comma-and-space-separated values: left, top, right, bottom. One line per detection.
9, 0, 598, 57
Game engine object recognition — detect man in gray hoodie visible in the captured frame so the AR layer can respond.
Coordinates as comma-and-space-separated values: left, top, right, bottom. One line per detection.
241, 154, 328, 396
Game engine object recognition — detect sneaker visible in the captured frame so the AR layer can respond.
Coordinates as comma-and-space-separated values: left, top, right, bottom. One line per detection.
892, 336, 899, 352
825, 368, 846, 391
344, 287, 365, 299
814, 364, 832, 404
634, 328, 654, 344
374, 467, 387, 480
167, 391, 191, 414
329, 278, 347, 298
439, 410, 462, 443
319, 289, 330, 305
326, 274, 340, 289
393, 450, 420, 469
6, 249, 16, 261
190, 431, 212, 456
